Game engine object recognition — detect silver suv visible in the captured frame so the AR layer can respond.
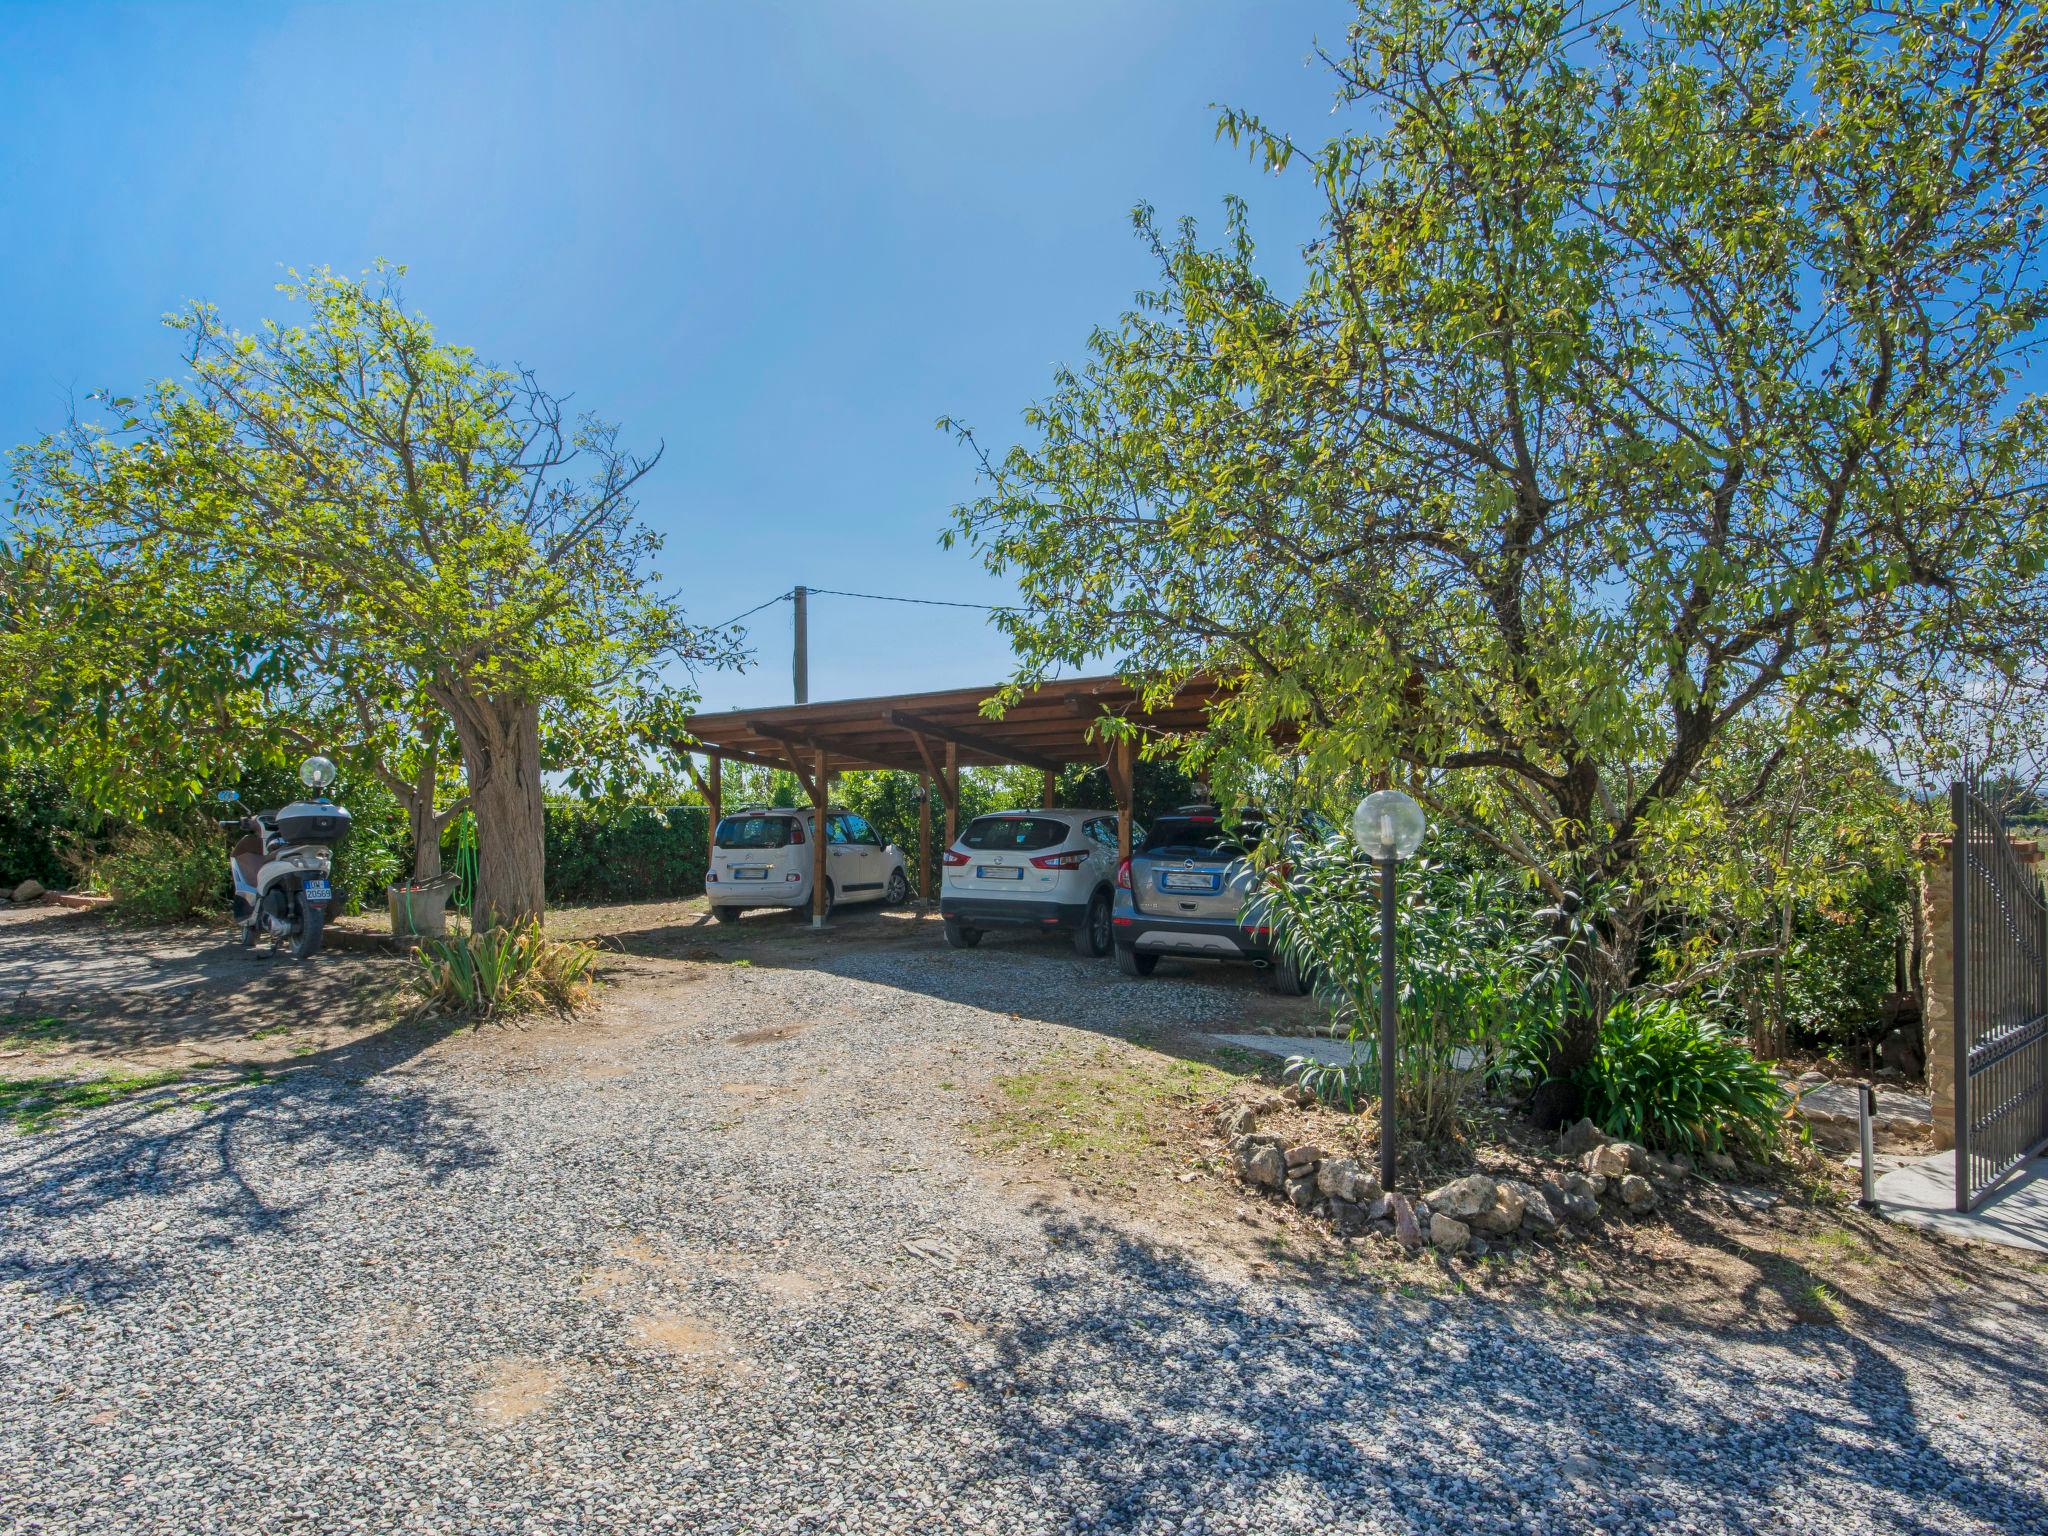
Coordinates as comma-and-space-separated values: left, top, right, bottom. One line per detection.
1110, 805, 1314, 993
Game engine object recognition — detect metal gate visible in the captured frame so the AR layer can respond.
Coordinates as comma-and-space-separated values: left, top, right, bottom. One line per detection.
1951, 782, 2048, 1211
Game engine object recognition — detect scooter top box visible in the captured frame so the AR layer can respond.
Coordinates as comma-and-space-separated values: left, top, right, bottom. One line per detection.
275, 801, 353, 846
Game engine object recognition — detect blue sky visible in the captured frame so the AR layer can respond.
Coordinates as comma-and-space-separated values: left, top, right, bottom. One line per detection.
0, 0, 1342, 714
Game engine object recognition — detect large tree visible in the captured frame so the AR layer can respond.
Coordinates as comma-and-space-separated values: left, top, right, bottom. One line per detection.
948, 0, 2048, 1118
7, 265, 732, 925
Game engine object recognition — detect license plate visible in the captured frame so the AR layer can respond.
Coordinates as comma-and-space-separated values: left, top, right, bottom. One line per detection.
303, 878, 332, 904
978, 865, 1024, 880
732, 867, 770, 881
1161, 870, 1219, 893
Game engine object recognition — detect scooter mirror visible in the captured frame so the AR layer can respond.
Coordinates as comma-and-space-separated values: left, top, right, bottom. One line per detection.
216, 790, 239, 803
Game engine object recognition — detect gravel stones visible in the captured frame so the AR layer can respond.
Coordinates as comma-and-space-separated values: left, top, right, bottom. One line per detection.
5, 914, 2044, 1536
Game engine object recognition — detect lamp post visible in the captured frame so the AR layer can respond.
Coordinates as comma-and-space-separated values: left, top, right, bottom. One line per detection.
1350, 788, 1426, 1192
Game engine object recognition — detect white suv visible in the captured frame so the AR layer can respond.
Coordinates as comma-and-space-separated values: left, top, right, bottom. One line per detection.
939, 808, 1124, 956
706, 806, 910, 922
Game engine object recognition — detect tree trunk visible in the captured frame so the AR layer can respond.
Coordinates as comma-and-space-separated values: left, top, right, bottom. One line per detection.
409, 739, 444, 884
455, 697, 546, 929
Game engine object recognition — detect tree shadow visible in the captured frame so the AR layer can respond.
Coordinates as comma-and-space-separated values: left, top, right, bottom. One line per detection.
0, 1015, 494, 1304
956, 1201, 2046, 1533
0, 905, 401, 1056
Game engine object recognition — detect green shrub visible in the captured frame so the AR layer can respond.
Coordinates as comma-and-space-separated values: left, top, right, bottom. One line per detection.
90, 826, 227, 923
411, 922, 598, 1021
540, 802, 709, 903
1577, 998, 1788, 1157
0, 758, 110, 889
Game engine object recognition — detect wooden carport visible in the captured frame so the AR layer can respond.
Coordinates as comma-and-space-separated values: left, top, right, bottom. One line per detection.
675, 673, 1224, 925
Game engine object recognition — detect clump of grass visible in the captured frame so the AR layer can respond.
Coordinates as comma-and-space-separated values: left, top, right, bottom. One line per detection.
0, 1014, 74, 1052
411, 921, 599, 1022
976, 1046, 1246, 1166
0, 1069, 188, 1133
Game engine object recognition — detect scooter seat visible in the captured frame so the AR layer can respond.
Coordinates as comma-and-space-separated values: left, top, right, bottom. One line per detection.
232, 836, 264, 892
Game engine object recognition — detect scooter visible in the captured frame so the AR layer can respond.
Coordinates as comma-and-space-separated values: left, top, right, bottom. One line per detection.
216, 755, 353, 959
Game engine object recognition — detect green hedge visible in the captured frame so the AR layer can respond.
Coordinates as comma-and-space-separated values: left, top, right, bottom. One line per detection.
542, 802, 710, 903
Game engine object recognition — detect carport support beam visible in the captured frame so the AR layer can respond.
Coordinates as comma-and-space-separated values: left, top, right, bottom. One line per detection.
918, 773, 931, 906
1112, 736, 1135, 866
811, 748, 830, 928
944, 742, 959, 851
708, 761, 724, 868
1041, 769, 1055, 809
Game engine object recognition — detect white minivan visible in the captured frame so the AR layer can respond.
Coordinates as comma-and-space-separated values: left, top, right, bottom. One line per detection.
939, 808, 1124, 956
706, 806, 910, 922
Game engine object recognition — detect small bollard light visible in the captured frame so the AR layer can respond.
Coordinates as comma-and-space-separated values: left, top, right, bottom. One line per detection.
1351, 789, 1426, 1192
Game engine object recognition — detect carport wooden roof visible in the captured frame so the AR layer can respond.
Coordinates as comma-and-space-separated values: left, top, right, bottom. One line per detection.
676, 672, 1241, 920
677, 672, 1227, 779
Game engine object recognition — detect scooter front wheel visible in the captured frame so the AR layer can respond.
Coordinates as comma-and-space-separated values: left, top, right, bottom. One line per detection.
292, 907, 326, 959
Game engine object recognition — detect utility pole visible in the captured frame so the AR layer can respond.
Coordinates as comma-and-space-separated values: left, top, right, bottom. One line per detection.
792, 585, 808, 704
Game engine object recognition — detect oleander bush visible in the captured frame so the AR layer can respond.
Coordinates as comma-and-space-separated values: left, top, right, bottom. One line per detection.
1255, 837, 1578, 1142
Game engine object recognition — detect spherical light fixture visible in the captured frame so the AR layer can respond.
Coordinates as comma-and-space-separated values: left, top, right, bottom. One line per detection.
1350, 788, 1426, 862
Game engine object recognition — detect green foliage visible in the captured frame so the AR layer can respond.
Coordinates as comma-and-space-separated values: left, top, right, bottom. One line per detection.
7, 263, 736, 926
411, 922, 598, 1021
1577, 999, 1789, 1158
944, 0, 2048, 1083
541, 801, 708, 903
89, 824, 228, 924
1254, 836, 1579, 1142
0, 755, 108, 888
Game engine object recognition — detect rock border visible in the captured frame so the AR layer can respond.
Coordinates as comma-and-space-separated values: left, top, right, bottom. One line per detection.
1221, 1100, 1700, 1258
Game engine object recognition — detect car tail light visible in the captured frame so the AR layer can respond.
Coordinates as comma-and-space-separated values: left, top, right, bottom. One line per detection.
1031, 850, 1089, 870
941, 849, 969, 867
788, 822, 805, 844
706, 869, 718, 882
1115, 858, 1132, 889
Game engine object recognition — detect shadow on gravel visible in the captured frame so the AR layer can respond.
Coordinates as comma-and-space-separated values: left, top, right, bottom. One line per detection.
0, 904, 399, 1056
960, 1202, 2047, 1535
721, 916, 1317, 1062
0, 1019, 493, 1302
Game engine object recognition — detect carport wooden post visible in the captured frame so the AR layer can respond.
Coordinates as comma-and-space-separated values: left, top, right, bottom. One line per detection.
1112, 736, 1135, 866
811, 748, 830, 927
705, 755, 722, 834
917, 773, 931, 906
944, 742, 959, 850
1041, 768, 1056, 809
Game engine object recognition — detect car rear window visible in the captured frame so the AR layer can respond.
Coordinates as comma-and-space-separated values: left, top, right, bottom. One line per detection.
1141, 816, 1266, 858
715, 815, 793, 850
961, 815, 1070, 852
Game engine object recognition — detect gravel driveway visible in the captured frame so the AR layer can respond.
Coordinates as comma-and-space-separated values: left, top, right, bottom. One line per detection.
1, 904, 2043, 1535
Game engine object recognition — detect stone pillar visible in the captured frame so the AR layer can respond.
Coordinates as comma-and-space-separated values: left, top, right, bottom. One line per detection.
1919, 830, 2044, 1151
